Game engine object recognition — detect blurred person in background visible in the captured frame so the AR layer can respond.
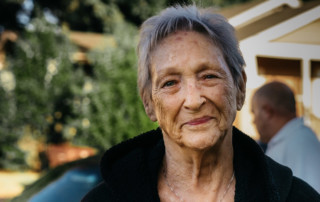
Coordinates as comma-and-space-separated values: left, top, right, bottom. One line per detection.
251, 81, 320, 193
83, 5, 320, 202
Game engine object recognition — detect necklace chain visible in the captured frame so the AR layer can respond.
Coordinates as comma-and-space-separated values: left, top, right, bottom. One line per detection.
162, 163, 235, 202
219, 171, 235, 202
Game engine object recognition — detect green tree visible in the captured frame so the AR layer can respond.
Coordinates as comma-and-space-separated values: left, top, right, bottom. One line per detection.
68, 23, 157, 149
35, 0, 124, 33
0, 16, 157, 169
0, 16, 80, 169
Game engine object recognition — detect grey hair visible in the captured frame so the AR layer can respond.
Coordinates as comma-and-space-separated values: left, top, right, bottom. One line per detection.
137, 4, 245, 106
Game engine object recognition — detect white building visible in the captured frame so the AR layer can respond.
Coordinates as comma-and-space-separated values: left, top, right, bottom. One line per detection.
220, 0, 320, 139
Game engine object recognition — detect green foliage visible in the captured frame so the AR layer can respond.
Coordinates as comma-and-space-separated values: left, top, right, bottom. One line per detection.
0, 113, 28, 170
69, 23, 157, 149
1, 0, 259, 32
12, 19, 77, 132
36, 0, 166, 32
108, 0, 167, 25
0, 15, 157, 170
0, 16, 79, 169
36, 0, 124, 33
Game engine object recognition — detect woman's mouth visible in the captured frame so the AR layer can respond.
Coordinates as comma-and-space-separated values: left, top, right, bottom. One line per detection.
186, 116, 212, 125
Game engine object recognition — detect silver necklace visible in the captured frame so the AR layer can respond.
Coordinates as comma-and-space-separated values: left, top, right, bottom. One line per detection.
162, 163, 235, 202
219, 171, 235, 202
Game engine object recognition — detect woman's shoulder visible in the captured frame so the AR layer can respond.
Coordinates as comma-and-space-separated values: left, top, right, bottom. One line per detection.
287, 177, 320, 201
101, 127, 163, 168
265, 156, 320, 201
81, 182, 113, 202
83, 128, 164, 202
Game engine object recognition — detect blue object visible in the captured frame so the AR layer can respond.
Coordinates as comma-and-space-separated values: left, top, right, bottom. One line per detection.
29, 166, 102, 202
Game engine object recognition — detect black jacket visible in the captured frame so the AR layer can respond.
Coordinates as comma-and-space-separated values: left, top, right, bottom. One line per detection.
82, 127, 320, 202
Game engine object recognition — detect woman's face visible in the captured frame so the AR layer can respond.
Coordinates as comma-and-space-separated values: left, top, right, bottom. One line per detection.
148, 31, 242, 150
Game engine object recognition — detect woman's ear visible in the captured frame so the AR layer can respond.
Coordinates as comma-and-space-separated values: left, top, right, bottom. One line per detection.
236, 70, 247, 110
143, 96, 157, 122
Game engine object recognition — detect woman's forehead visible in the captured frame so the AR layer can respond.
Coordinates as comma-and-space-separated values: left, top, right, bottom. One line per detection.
156, 31, 212, 48
151, 31, 219, 64
151, 31, 224, 67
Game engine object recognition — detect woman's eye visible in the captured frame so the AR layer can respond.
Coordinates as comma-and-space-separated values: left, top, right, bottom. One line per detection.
163, 80, 176, 87
204, 74, 216, 79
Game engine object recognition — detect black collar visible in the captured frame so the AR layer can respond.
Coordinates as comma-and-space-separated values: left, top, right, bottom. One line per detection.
100, 127, 292, 202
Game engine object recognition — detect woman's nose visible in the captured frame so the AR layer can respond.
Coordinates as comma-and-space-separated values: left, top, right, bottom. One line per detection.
183, 82, 206, 111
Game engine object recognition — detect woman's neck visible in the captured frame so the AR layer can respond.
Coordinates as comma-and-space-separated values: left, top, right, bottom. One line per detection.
158, 130, 235, 202
160, 129, 234, 197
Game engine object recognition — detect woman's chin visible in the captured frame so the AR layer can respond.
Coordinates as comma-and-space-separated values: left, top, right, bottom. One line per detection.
181, 134, 221, 151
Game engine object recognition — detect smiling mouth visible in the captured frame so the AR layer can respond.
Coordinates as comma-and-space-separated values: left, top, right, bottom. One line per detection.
186, 116, 212, 126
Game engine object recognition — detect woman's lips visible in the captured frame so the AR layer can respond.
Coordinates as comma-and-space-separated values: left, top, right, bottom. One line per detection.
186, 116, 212, 125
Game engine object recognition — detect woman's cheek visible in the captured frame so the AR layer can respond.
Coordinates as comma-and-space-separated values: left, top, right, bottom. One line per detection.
153, 95, 170, 124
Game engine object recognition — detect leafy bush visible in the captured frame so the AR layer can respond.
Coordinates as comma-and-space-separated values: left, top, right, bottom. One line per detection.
70, 23, 157, 149
0, 17, 80, 169
0, 17, 156, 169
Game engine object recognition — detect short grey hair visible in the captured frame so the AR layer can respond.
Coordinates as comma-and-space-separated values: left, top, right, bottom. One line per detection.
137, 4, 245, 106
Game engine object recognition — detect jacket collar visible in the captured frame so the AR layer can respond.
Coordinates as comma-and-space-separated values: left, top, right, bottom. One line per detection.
232, 127, 292, 202
100, 128, 164, 201
100, 127, 292, 202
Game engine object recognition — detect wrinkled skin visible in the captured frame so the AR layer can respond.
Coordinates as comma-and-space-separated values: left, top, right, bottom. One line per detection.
146, 31, 245, 151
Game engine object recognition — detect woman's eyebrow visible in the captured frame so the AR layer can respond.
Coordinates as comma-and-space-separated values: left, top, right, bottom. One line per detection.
196, 62, 228, 76
154, 67, 180, 85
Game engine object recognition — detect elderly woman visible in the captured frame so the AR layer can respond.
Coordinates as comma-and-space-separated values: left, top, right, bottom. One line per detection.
83, 5, 320, 202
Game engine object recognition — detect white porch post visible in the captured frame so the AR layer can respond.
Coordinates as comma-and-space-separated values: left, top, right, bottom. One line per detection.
302, 58, 312, 125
